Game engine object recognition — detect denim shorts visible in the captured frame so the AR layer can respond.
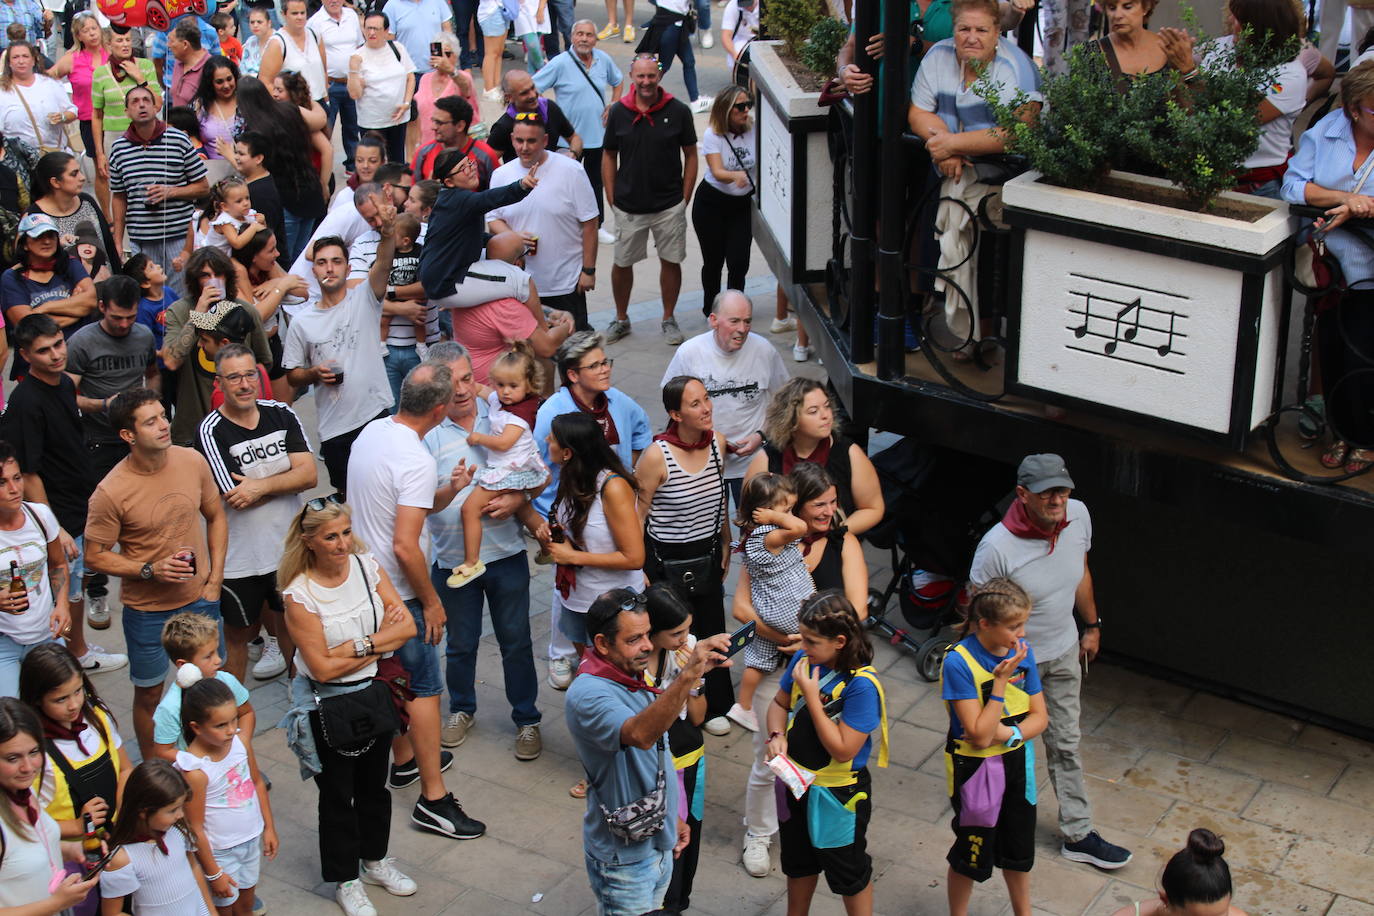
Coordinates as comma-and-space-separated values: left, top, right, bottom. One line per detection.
479, 9, 506, 36
394, 598, 444, 697
585, 846, 673, 916
122, 598, 223, 688
558, 604, 589, 645
211, 836, 262, 906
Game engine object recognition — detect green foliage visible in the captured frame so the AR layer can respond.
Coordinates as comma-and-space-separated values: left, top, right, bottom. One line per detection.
975, 12, 1299, 210
763, 0, 824, 58
800, 17, 848, 80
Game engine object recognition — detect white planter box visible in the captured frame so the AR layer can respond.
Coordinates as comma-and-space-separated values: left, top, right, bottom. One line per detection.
1002, 170, 1296, 448
749, 41, 833, 286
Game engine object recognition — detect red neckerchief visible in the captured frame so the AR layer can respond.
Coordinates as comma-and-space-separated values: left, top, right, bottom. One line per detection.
122, 120, 168, 147
555, 562, 577, 599
579, 649, 662, 694
800, 530, 827, 557
5, 788, 37, 826
571, 390, 620, 445
24, 254, 58, 272
132, 830, 169, 855
1002, 499, 1071, 554
42, 713, 91, 757
618, 88, 674, 125
653, 421, 711, 451
503, 393, 540, 429
782, 436, 832, 476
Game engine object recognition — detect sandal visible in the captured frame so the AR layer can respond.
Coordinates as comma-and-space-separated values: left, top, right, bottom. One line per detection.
569, 779, 588, 799
1345, 449, 1374, 474
1321, 440, 1350, 469
445, 561, 486, 588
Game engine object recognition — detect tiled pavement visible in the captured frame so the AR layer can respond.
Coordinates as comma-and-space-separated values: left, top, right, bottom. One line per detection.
67, 16, 1374, 916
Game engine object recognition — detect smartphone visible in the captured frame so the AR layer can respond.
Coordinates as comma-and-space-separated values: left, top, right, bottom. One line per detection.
723, 620, 756, 658
430, 41, 442, 58
82, 846, 118, 882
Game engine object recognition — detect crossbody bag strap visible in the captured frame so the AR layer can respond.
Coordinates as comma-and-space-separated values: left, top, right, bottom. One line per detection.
20, 502, 50, 542
570, 51, 603, 104
722, 133, 755, 193
353, 554, 380, 635
709, 437, 725, 540
13, 87, 50, 153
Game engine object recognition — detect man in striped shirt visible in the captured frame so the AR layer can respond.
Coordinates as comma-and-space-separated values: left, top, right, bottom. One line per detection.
107, 86, 209, 297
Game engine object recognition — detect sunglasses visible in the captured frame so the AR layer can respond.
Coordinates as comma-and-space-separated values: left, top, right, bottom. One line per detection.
614, 592, 648, 613
301, 492, 345, 516
514, 111, 544, 122
732, 100, 754, 112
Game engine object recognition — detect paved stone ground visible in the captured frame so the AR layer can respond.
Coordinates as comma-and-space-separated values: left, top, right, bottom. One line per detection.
62, 11, 1374, 916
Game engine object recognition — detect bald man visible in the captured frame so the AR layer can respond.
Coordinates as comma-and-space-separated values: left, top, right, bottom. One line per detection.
486, 69, 582, 163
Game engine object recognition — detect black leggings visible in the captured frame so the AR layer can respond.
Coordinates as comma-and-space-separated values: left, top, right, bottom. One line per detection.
582, 147, 605, 225
691, 180, 752, 316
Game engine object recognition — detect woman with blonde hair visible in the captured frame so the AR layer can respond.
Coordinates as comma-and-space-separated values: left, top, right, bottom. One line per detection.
691, 85, 755, 317
278, 495, 420, 916
413, 31, 485, 154
49, 13, 109, 210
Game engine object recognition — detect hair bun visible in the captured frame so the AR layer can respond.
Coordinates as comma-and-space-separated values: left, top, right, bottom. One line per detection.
175, 662, 205, 689
1186, 828, 1225, 863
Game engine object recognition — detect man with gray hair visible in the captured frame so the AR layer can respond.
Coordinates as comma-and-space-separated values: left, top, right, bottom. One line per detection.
347, 360, 489, 842
661, 290, 790, 505
421, 342, 543, 758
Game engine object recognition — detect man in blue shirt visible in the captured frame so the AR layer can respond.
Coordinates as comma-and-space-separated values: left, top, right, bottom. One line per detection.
0, 0, 45, 50
421, 342, 543, 762
532, 330, 651, 690
386, 0, 451, 76
533, 19, 624, 240
566, 587, 730, 916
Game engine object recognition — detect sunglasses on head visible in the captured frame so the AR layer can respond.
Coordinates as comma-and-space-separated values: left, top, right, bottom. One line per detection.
615, 592, 648, 613
301, 492, 345, 515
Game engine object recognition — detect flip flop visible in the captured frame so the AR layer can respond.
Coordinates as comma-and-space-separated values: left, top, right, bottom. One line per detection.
569, 779, 588, 799
446, 561, 486, 588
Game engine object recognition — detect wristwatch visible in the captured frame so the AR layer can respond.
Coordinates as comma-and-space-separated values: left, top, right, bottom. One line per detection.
1005, 724, 1024, 750
352, 637, 368, 658
140, 562, 154, 580
1082, 619, 1102, 629
581, 266, 596, 276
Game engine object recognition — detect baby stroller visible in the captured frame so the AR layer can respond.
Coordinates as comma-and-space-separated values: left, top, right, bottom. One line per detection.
864, 438, 1011, 681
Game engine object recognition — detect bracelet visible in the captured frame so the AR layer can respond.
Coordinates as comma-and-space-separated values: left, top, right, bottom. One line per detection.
988, 694, 1004, 704
204, 870, 223, 881
1182, 68, 1199, 82
364, 635, 374, 655
767, 731, 782, 740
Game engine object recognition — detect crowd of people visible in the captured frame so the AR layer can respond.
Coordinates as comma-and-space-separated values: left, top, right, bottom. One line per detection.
0, 1, 1264, 916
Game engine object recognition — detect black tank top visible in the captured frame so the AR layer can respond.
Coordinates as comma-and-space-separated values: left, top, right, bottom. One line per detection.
764, 434, 855, 517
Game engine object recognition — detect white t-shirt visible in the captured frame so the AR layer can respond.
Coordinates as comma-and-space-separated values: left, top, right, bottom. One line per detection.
175, 736, 264, 850
700, 126, 756, 197
487, 152, 599, 296
661, 332, 791, 478
100, 823, 211, 916
968, 498, 1092, 664
514, 0, 551, 35
346, 417, 436, 601
721, 0, 759, 61
280, 283, 394, 441
289, 198, 371, 305
1206, 36, 1306, 170
0, 502, 59, 644
282, 554, 385, 681
0, 78, 76, 151
354, 41, 418, 129
0, 811, 62, 909
309, 5, 364, 78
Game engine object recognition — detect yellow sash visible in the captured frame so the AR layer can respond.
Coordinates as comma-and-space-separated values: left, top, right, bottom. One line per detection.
943, 642, 1030, 758
786, 658, 890, 787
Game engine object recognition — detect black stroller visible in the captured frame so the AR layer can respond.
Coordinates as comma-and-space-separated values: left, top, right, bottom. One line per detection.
864, 438, 1011, 681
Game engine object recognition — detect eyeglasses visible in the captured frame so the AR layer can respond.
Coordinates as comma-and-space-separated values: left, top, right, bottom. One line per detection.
575, 358, 613, 372
216, 371, 259, 384
302, 493, 345, 514
732, 100, 754, 112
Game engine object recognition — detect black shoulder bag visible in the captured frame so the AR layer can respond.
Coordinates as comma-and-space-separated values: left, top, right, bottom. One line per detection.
646, 439, 725, 597
309, 557, 402, 756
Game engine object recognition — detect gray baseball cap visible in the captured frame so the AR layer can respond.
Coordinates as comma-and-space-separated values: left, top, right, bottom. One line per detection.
1017, 454, 1075, 493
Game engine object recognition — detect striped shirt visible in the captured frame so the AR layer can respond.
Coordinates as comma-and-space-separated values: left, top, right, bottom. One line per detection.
646, 439, 725, 543
107, 125, 207, 242
909, 37, 1041, 135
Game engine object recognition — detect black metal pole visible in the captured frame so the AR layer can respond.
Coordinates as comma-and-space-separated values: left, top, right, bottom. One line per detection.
875, 0, 912, 380
847, 0, 880, 365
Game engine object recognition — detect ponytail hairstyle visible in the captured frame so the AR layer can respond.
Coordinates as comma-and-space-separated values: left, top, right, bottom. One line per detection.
1161, 828, 1233, 906
489, 342, 543, 398
0, 698, 44, 846
176, 664, 237, 746
18, 643, 115, 751
204, 175, 249, 225
798, 589, 872, 672
734, 471, 796, 541
644, 582, 693, 635
957, 577, 1032, 638
106, 759, 193, 854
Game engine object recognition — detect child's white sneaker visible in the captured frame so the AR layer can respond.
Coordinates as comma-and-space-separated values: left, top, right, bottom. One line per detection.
726, 702, 758, 732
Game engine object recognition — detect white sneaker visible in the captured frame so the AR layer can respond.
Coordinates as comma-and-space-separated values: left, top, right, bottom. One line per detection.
770, 316, 797, 334
742, 833, 771, 877
597, 226, 615, 245
85, 594, 110, 629
78, 645, 127, 674
482, 87, 502, 101
252, 636, 287, 680
726, 702, 758, 732
548, 656, 574, 690
703, 715, 731, 736
359, 858, 417, 896
699, 30, 714, 49
247, 636, 265, 663
690, 97, 712, 114
335, 880, 377, 916
792, 344, 813, 362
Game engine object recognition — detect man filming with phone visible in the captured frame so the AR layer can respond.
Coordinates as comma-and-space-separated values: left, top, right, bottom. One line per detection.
566, 587, 732, 916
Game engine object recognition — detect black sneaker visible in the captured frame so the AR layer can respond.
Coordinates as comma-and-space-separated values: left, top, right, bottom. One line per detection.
387, 751, 454, 789
411, 793, 486, 839
1062, 831, 1132, 870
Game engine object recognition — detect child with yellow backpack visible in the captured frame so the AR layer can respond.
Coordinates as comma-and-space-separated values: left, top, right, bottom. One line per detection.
764, 590, 888, 915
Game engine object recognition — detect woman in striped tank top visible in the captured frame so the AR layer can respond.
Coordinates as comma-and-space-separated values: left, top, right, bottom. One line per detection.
636, 375, 736, 735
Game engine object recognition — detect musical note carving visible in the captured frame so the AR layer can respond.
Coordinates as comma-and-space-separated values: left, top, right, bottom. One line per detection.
1064, 274, 1187, 375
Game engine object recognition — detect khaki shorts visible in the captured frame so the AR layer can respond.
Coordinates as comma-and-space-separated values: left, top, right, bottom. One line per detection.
612, 201, 687, 267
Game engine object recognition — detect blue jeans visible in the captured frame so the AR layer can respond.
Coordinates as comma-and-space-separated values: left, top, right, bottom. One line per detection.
123, 597, 223, 688
282, 210, 319, 266
695, 0, 711, 31
452, 0, 482, 69
0, 635, 57, 697
383, 345, 423, 411
395, 598, 445, 697
325, 80, 360, 171
545, 0, 573, 53
657, 21, 700, 101
585, 847, 674, 916
432, 554, 540, 726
